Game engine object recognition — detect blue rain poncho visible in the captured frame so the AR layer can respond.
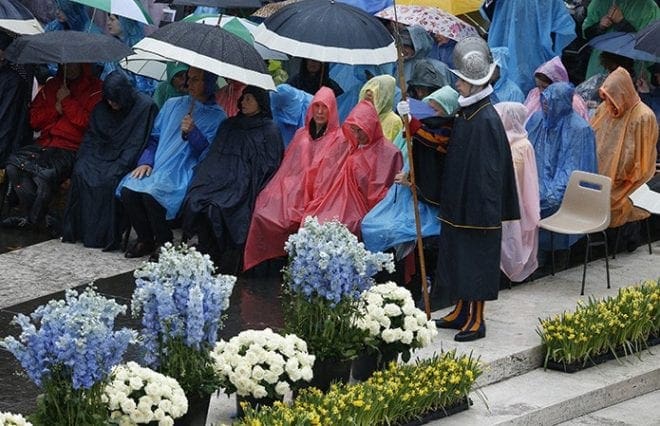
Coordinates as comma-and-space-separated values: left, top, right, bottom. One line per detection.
116, 95, 226, 219
491, 47, 525, 104
270, 84, 313, 148
526, 82, 598, 249
486, 0, 576, 94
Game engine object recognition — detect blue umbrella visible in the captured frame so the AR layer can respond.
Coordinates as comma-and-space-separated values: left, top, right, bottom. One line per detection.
253, 0, 396, 65
588, 31, 659, 63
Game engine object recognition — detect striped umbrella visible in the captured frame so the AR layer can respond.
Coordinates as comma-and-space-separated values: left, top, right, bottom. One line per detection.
70, 0, 153, 25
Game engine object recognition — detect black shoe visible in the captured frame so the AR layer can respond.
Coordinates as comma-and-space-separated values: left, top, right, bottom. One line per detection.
454, 322, 486, 342
125, 241, 154, 258
1, 215, 31, 229
434, 317, 466, 330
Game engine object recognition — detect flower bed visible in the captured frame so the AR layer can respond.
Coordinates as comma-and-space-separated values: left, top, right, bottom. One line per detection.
236, 350, 482, 425
538, 280, 660, 372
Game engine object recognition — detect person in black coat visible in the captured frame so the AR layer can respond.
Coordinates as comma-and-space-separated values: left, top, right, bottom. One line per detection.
433, 38, 520, 342
61, 71, 158, 250
287, 58, 344, 98
182, 85, 283, 273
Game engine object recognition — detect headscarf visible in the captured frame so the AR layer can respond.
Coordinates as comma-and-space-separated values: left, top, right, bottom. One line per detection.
591, 67, 659, 227
494, 102, 528, 142
102, 70, 136, 112
422, 86, 460, 117
359, 75, 402, 141
524, 57, 589, 121
342, 100, 385, 148
238, 85, 271, 118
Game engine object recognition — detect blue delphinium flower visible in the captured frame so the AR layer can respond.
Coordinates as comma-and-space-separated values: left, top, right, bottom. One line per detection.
1, 286, 136, 389
131, 243, 236, 368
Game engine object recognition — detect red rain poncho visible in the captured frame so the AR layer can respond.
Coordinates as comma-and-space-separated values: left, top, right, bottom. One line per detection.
243, 87, 347, 270
304, 100, 403, 236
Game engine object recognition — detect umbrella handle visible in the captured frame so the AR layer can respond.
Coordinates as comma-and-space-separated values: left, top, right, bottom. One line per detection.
391, 0, 431, 320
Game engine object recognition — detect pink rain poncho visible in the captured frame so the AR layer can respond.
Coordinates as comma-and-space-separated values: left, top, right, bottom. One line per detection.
243, 87, 347, 270
524, 57, 589, 122
304, 100, 403, 236
495, 102, 540, 282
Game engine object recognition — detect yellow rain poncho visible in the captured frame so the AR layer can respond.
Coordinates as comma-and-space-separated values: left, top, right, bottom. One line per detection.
591, 67, 658, 228
359, 75, 402, 142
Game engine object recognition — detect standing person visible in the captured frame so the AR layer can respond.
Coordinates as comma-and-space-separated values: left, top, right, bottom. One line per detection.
116, 67, 225, 260
62, 71, 158, 249
181, 86, 283, 273
3, 63, 102, 230
591, 67, 658, 235
494, 102, 540, 283
433, 37, 519, 342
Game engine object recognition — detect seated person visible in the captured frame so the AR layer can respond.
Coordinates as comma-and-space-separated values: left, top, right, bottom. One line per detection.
152, 62, 188, 109
406, 58, 452, 101
287, 58, 344, 98
0, 32, 31, 168
526, 82, 598, 254
490, 47, 525, 104
3, 63, 102, 229
244, 87, 345, 271
181, 86, 283, 272
269, 83, 313, 148
524, 56, 589, 121
303, 100, 403, 237
401, 26, 434, 83
591, 67, 658, 230
494, 102, 540, 283
116, 67, 226, 259
61, 71, 158, 250
359, 74, 402, 142
575, 51, 634, 114
361, 86, 460, 255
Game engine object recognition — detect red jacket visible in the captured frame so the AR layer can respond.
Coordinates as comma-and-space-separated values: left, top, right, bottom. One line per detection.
30, 65, 102, 151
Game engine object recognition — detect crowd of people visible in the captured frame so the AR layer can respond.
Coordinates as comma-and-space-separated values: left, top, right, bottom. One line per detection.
0, 0, 659, 342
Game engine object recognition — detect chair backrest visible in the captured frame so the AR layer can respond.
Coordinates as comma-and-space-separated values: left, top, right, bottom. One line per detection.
629, 183, 660, 215
556, 170, 612, 232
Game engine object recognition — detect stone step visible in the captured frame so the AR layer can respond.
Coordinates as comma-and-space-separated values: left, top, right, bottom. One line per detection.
558, 389, 659, 425
433, 351, 659, 425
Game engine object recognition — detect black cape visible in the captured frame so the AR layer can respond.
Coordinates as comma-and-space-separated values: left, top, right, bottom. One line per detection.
0, 63, 31, 166
182, 112, 283, 251
437, 97, 519, 301
62, 91, 157, 249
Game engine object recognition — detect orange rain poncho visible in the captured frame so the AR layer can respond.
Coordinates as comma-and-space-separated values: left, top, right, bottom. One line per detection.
591, 67, 658, 228
243, 87, 347, 270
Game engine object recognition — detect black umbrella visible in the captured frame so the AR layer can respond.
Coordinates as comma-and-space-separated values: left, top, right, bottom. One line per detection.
4, 30, 133, 63
0, 0, 43, 34
252, 0, 396, 65
635, 20, 660, 57
133, 21, 275, 90
171, 0, 262, 7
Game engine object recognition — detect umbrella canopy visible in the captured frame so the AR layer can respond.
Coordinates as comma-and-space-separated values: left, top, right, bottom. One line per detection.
0, 0, 43, 34
375, 5, 478, 42
133, 21, 275, 90
398, 0, 482, 15
588, 31, 659, 63
70, 0, 153, 25
120, 49, 176, 81
183, 13, 287, 60
252, 0, 301, 18
172, 0, 262, 7
4, 30, 133, 63
253, 0, 396, 65
635, 20, 660, 57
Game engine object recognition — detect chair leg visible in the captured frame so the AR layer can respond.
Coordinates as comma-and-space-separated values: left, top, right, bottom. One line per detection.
581, 234, 591, 296
550, 232, 556, 276
602, 230, 610, 290
612, 226, 621, 259
645, 218, 652, 255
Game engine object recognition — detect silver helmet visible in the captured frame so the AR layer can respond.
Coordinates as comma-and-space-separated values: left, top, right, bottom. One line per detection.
450, 36, 497, 86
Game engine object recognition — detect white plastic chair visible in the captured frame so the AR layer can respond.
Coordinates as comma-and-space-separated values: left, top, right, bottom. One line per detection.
613, 183, 660, 258
538, 171, 612, 295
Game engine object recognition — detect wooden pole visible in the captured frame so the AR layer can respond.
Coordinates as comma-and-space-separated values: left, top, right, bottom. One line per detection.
391, 0, 431, 320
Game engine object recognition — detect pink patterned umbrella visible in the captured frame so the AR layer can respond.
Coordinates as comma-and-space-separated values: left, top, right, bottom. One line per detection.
375, 5, 478, 42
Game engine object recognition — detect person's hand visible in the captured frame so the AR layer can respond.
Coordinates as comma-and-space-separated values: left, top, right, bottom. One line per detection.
181, 114, 195, 136
599, 15, 613, 29
394, 171, 411, 187
131, 165, 152, 179
56, 85, 70, 102
397, 100, 411, 119
55, 101, 63, 115
636, 77, 651, 94
609, 5, 623, 24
